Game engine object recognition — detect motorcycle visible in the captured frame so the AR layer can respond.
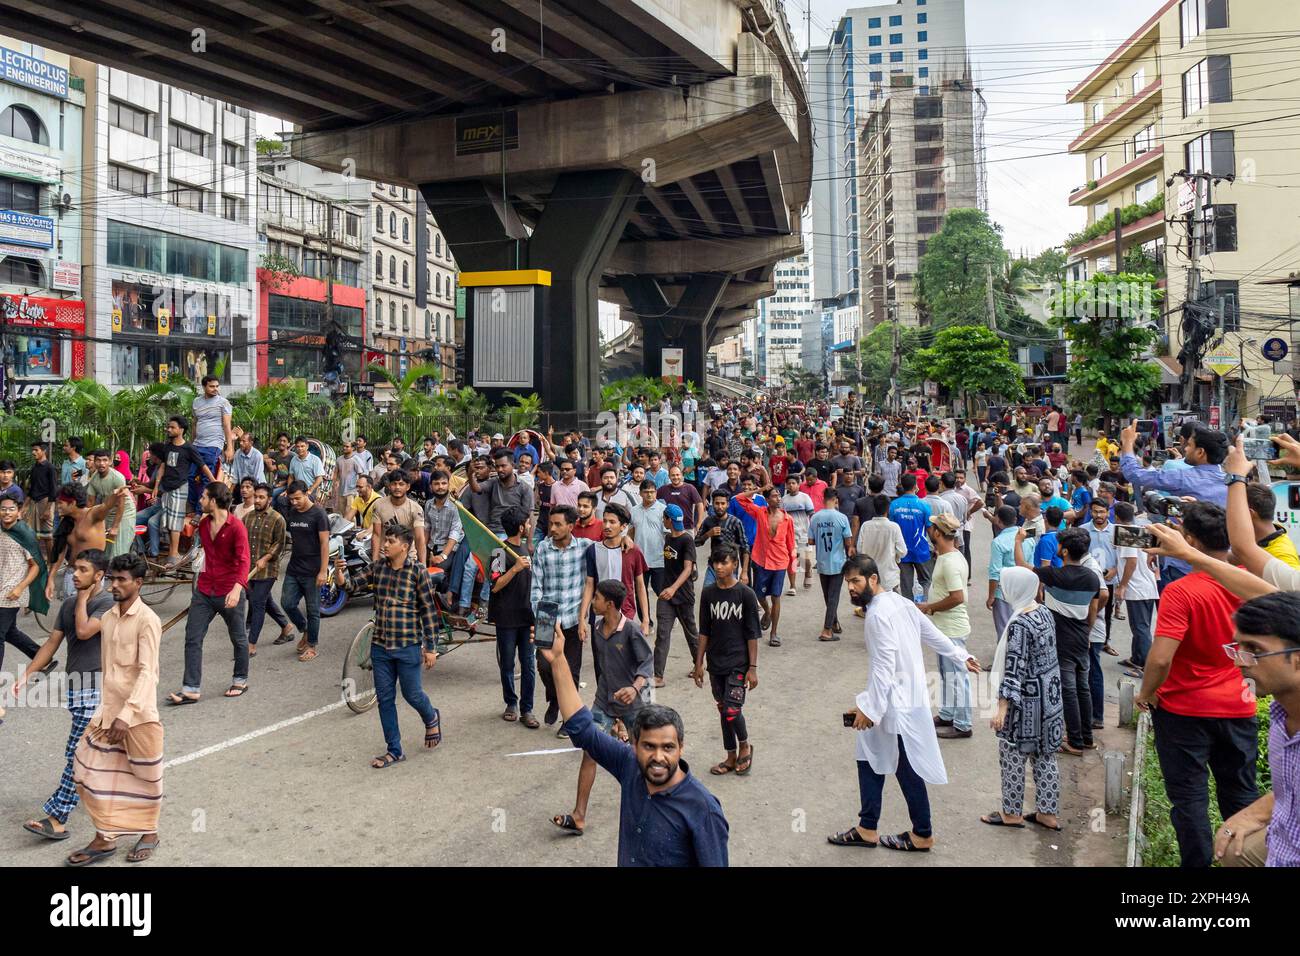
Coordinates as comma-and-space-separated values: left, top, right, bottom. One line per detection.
319, 513, 372, 617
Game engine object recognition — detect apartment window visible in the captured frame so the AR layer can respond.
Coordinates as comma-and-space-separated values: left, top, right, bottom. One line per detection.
917, 49, 928, 60
435, 273, 441, 296
869, 35, 881, 46
221, 196, 239, 222
169, 123, 206, 156
374, 251, 383, 275
402, 304, 409, 334
374, 298, 382, 332
890, 52, 904, 63
0, 256, 40, 285
402, 261, 409, 287
402, 187, 409, 202
1091, 102, 1103, 125
402, 218, 409, 243
107, 164, 148, 197
1094, 200, 1110, 223
107, 100, 149, 138
870, 71, 883, 82
1131, 68, 1146, 95
918, 0, 926, 4
388, 256, 396, 283
428, 311, 435, 340
869, 53, 882, 64
167, 185, 205, 212
1183, 56, 1232, 115
337, 258, 358, 286
889, 15, 902, 26
1185, 129, 1235, 178
1201, 204, 1237, 253
389, 184, 397, 196
919, 67, 929, 77
375, 206, 383, 232
1093, 154, 1108, 180
918, 216, 942, 235
223, 142, 242, 167
0, 175, 40, 213
918, 31, 928, 41
1202, 279, 1239, 331
389, 301, 396, 331
1134, 122, 1154, 155
868, 16, 880, 27
345, 213, 359, 238
1180, 0, 1228, 46
435, 234, 442, 256
1135, 175, 1159, 204
258, 181, 281, 212
428, 269, 432, 292
389, 212, 396, 235
889, 33, 902, 44
284, 191, 300, 220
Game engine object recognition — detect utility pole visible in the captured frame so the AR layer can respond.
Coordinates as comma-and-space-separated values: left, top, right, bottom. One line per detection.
1178, 170, 1209, 409
887, 303, 900, 412
1112, 206, 1124, 273
985, 262, 997, 332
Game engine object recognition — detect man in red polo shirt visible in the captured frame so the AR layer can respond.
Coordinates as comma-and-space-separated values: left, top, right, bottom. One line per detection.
166, 481, 251, 704
730, 492, 796, 648
1136, 501, 1259, 868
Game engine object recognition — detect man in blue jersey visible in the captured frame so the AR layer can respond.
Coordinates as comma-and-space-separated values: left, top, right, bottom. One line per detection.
888, 473, 932, 602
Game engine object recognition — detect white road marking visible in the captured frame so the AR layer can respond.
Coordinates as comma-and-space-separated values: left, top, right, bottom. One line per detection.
163, 700, 349, 769
504, 747, 582, 757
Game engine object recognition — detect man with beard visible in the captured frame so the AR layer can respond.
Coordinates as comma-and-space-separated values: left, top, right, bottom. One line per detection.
541, 628, 728, 865
44, 484, 122, 603
579, 503, 651, 640
594, 465, 638, 519
244, 483, 294, 654
828, 556, 980, 853
423, 468, 465, 600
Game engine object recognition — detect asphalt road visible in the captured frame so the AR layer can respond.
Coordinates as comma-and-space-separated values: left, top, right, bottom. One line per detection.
2, 516, 1135, 867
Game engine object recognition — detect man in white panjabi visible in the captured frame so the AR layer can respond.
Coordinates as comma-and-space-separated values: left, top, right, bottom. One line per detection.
827, 555, 981, 853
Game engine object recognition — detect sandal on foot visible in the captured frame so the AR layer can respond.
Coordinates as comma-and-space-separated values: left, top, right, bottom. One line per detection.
298, 647, 318, 662
24, 818, 70, 841
126, 836, 160, 863
1024, 812, 1063, 832
768, 636, 781, 647
1102, 644, 1119, 656
710, 761, 736, 775
165, 692, 200, 706
66, 844, 117, 867
296, 636, 310, 652
980, 811, 1025, 828
502, 707, 518, 722
371, 752, 405, 769
759, 610, 771, 631
827, 828, 877, 848
273, 630, 297, 646
551, 814, 584, 835
1058, 743, 1083, 756
735, 745, 754, 775
520, 712, 540, 729
880, 832, 931, 852
223, 684, 249, 698
819, 633, 840, 642
425, 710, 442, 748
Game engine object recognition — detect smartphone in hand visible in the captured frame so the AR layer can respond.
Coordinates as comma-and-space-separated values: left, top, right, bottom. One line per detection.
842, 711, 857, 728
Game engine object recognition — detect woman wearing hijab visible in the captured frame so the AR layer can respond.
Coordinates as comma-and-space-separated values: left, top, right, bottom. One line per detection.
113, 451, 133, 484
981, 566, 1065, 831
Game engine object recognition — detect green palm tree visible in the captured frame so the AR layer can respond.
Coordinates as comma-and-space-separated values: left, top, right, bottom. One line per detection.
367, 362, 443, 418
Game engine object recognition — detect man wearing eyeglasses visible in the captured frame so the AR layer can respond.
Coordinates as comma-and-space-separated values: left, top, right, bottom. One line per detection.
550, 460, 590, 510
1134, 499, 1259, 868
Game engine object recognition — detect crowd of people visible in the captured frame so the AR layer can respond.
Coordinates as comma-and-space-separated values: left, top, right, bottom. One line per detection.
1, 383, 1296, 870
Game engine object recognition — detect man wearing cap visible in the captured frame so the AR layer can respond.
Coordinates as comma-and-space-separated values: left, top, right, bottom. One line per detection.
920, 514, 972, 738
654, 504, 699, 686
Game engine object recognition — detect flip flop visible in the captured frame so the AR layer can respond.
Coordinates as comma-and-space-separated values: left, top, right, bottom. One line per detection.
710, 761, 735, 775
371, 752, 405, 769
819, 634, 840, 642
1123, 668, 1144, 680
1025, 812, 1064, 832
551, 814, 584, 835
165, 692, 200, 706
880, 832, 931, 852
66, 844, 118, 867
298, 647, 318, 662
126, 836, 160, 863
735, 745, 754, 775
24, 818, 70, 841
827, 828, 877, 848
980, 812, 1026, 828
520, 712, 540, 729
223, 685, 249, 698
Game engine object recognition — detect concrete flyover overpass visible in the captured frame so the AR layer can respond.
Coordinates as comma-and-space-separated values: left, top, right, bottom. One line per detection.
3, 0, 810, 415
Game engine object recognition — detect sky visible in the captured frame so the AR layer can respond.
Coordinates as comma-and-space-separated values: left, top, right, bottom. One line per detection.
801, 0, 1161, 255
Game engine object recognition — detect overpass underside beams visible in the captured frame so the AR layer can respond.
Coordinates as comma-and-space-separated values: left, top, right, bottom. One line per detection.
620, 273, 729, 390
423, 171, 642, 413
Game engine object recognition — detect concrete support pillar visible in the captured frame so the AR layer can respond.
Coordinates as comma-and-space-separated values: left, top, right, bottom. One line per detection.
422, 171, 642, 414
621, 273, 728, 392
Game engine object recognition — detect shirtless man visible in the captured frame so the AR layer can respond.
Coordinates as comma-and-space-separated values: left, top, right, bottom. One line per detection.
45, 483, 125, 602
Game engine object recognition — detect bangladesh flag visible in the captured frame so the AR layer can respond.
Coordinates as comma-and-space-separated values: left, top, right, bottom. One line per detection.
453, 502, 520, 585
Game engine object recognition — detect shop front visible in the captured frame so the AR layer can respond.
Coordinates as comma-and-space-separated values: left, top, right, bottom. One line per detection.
0, 293, 85, 401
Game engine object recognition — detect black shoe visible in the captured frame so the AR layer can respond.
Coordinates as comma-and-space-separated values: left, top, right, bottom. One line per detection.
936, 726, 973, 739
1090, 720, 1105, 730
544, 703, 559, 726
933, 715, 953, 727
832, 621, 842, 634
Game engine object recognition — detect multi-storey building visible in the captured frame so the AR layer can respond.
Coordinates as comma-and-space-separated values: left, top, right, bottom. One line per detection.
75, 60, 258, 391
757, 253, 813, 385
1065, 0, 1300, 421
859, 79, 979, 329
255, 154, 366, 388
0, 36, 86, 402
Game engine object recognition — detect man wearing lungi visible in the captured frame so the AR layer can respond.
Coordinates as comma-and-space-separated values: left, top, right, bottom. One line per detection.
68, 553, 163, 866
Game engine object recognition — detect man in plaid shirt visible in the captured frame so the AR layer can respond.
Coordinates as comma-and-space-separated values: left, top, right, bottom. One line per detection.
842, 392, 864, 451
335, 522, 441, 769
531, 503, 593, 730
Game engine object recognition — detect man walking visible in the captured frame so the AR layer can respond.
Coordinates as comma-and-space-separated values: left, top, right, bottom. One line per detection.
244, 483, 295, 654
154, 416, 216, 565
282, 481, 330, 663
920, 514, 972, 739
166, 482, 250, 704
532, 505, 594, 728
696, 547, 759, 775
889, 474, 932, 602
809, 488, 853, 641
67, 554, 163, 866
654, 504, 699, 683
191, 375, 234, 511
336, 522, 442, 768
489, 508, 537, 728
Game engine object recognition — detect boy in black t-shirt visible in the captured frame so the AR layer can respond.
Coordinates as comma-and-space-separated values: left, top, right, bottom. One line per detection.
489, 508, 537, 727
696, 547, 760, 776
653, 504, 698, 686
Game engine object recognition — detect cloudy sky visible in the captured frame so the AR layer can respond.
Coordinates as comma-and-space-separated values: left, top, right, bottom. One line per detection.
802, 0, 1158, 254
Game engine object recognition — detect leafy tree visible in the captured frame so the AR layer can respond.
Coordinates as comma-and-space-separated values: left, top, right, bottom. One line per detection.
916, 208, 1007, 327
785, 366, 824, 401
1049, 272, 1162, 427
367, 361, 444, 418
914, 324, 1026, 417
1026, 247, 1067, 286
843, 321, 921, 403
